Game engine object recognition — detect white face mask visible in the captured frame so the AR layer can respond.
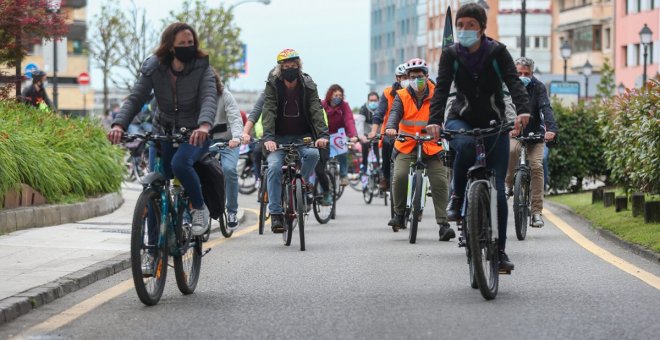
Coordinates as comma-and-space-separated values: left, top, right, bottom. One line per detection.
400, 79, 410, 88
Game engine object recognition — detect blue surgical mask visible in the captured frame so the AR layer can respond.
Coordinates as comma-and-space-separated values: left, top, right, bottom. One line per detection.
457, 30, 480, 48
367, 101, 378, 110
519, 76, 531, 87
331, 97, 342, 107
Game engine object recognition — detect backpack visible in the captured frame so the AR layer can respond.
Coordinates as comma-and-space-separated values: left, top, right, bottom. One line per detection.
193, 153, 226, 220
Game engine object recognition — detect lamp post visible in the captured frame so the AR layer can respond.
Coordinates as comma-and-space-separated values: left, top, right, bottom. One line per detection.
521, 0, 527, 57
228, 0, 270, 11
47, 0, 62, 111
639, 24, 653, 87
560, 40, 572, 82
582, 59, 592, 99
617, 82, 625, 95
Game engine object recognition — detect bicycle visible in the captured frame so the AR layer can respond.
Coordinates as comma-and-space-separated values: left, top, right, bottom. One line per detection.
237, 144, 257, 195
395, 132, 435, 243
511, 133, 544, 241
362, 136, 388, 206
440, 121, 514, 300
326, 156, 344, 201
123, 130, 210, 306
311, 166, 337, 224
257, 158, 270, 235
207, 142, 232, 239
122, 138, 149, 183
347, 143, 363, 191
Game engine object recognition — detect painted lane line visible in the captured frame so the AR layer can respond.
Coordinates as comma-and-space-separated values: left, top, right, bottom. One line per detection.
14, 215, 259, 339
544, 209, 660, 291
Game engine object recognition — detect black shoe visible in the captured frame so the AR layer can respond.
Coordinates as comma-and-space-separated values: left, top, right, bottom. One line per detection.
270, 214, 285, 233
446, 195, 462, 221
388, 214, 404, 232
499, 250, 515, 272
438, 223, 456, 241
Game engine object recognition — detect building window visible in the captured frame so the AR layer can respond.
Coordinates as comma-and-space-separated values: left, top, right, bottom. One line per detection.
574, 26, 594, 53
593, 27, 602, 51
534, 37, 541, 49
516, 36, 521, 48
542, 36, 549, 49
604, 28, 611, 49
72, 40, 83, 55
641, 0, 651, 11
627, 0, 639, 14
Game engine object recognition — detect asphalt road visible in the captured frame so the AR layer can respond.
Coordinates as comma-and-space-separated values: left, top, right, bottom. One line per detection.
2, 187, 659, 339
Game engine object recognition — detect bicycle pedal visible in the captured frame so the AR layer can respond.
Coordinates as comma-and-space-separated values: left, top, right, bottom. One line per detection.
498, 269, 512, 275
201, 248, 212, 257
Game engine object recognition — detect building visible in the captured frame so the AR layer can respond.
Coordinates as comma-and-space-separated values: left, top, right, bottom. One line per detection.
614, 0, 660, 89
498, 0, 552, 73
92, 87, 129, 117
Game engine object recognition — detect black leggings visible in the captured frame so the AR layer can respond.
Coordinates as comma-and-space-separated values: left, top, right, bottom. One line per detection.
381, 136, 394, 180
315, 147, 330, 192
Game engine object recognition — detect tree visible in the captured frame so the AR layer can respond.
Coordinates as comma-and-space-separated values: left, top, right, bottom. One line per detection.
0, 0, 68, 100
594, 58, 615, 102
113, 1, 158, 91
88, 3, 126, 116
166, 0, 243, 83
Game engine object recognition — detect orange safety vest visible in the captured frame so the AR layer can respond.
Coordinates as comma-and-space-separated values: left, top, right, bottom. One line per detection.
394, 81, 443, 155
379, 87, 395, 147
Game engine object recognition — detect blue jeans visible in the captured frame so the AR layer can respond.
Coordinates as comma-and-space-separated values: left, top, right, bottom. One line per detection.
543, 145, 550, 190
336, 153, 348, 177
445, 119, 510, 249
219, 146, 240, 214
159, 141, 210, 209
267, 135, 320, 214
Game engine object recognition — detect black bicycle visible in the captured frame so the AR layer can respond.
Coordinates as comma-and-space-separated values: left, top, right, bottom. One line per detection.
512, 133, 544, 241
257, 158, 270, 235
441, 121, 513, 300
362, 136, 388, 206
207, 142, 232, 239
312, 168, 336, 224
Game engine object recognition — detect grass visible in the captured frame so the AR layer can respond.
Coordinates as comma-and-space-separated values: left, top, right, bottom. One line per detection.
548, 192, 660, 253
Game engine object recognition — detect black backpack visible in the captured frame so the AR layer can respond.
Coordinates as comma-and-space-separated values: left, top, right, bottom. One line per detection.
193, 153, 225, 220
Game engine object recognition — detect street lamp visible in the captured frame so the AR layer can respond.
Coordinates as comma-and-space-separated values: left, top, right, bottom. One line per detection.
617, 82, 626, 95
582, 59, 592, 99
560, 40, 572, 82
47, 0, 62, 111
639, 24, 653, 86
228, 0, 270, 11
521, 0, 527, 57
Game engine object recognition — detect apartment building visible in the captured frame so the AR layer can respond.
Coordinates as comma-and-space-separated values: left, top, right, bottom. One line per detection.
498, 0, 552, 73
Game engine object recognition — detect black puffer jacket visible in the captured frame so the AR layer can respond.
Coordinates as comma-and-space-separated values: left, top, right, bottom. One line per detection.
113, 55, 217, 131
523, 77, 558, 141
429, 39, 530, 128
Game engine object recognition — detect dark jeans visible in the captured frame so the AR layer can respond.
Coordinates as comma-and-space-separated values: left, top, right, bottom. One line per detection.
159, 141, 210, 209
381, 136, 394, 181
251, 141, 264, 180
445, 119, 510, 250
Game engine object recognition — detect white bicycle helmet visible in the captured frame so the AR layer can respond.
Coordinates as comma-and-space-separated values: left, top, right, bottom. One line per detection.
394, 63, 407, 76
405, 58, 428, 74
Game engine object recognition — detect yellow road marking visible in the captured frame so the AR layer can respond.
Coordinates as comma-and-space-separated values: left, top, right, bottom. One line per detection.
14, 211, 258, 339
544, 209, 660, 291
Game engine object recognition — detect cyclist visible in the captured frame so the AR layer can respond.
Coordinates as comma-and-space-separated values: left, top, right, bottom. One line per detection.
384, 58, 453, 240
356, 92, 381, 172
426, 3, 531, 271
211, 70, 244, 230
108, 22, 218, 236
261, 48, 329, 233
321, 84, 359, 186
370, 63, 409, 191
505, 57, 558, 228
21, 70, 52, 110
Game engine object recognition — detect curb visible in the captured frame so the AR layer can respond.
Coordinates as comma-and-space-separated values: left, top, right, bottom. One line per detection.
0, 208, 247, 326
0, 192, 124, 235
546, 200, 660, 265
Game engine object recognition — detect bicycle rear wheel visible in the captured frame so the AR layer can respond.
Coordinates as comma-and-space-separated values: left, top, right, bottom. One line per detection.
313, 172, 334, 224
173, 201, 201, 295
131, 188, 168, 306
409, 170, 423, 244
282, 182, 294, 246
467, 182, 499, 300
363, 173, 374, 204
238, 157, 257, 195
295, 179, 306, 251
514, 171, 530, 241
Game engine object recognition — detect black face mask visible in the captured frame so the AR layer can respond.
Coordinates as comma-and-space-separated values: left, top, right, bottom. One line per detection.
173, 46, 197, 63
282, 68, 299, 82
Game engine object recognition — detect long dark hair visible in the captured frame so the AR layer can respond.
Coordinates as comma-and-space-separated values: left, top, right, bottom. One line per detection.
211, 68, 224, 95
154, 22, 208, 63
325, 84, 344, 104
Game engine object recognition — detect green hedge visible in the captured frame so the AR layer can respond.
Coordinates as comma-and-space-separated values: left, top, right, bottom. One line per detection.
0, 101, 123, 204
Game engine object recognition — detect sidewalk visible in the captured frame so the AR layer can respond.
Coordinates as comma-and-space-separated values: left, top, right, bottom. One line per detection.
0, 182, 244, 325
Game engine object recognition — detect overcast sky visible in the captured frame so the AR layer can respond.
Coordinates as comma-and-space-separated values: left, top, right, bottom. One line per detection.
87, 0, 372, 107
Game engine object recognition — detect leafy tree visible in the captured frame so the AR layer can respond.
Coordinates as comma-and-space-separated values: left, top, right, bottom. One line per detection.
166, 0, 243, 83
594, 58, 615, 103
88, 3, 126, 116
0, 0, 68, 99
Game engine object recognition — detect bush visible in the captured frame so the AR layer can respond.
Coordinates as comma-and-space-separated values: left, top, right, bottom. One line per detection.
0, 101, 123, 205
599, 80, 660, 194
547, 100, 607, 192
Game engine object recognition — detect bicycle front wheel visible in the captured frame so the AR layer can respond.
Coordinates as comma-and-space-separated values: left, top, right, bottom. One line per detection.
131, 188, 168, 306
258, 180, 269, 235
363, 174, 374, 204
295, 178, 306, 251
173, 202, 201, 295
514, 171, 530, 241
467, 182, 499, 300
409, 170, 423, 244
218, 211, 233, 238
313, 172, 333, 224
282, 182, 294, 246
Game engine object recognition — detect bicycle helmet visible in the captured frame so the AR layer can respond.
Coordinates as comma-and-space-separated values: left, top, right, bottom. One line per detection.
31, 70, 46, 79
394, 63, 407, 76
405, 58, 428, 74
276, 48, 300, 64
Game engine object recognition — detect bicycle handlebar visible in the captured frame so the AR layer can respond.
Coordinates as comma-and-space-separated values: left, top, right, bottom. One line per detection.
440, 121, 514, 140
513, 133, 544, 142
395, 132, 436, 143
121, 128, 192, 144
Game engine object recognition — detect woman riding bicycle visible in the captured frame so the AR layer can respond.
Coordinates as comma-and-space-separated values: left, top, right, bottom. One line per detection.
321, 84, 359, 187
108, 22, 218, 236
426, 4, 531, 271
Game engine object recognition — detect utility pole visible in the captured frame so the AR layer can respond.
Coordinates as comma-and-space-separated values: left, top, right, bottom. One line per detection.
521, 0, 527, 57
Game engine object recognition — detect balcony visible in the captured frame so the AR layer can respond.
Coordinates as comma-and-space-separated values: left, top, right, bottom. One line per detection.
557, 2, 612, 31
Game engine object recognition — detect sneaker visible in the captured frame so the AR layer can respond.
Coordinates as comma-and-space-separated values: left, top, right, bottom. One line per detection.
506, 187, 513, 199
322, 191, 333, 206
379, 178, 389, 191
446, 195, 462, 222
141, 253, 155, 277
438, 223, 456, 241
388, 213, 404, 232
532, 213, 544, 228
227, 212, 239, 230
191, 205, 210, 236
499, 250, 515, 272
340, 176, 349, 186
270, 213, 285, 233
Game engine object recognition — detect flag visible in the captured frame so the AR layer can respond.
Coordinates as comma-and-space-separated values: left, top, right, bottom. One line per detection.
329, 128, 348, 157
443, 6, 454, 48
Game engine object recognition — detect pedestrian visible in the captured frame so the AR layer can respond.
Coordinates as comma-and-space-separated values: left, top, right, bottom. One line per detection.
321, 84, 359, 186
21, 70, 52, 110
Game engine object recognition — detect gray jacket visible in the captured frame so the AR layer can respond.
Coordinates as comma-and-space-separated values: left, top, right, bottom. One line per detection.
248, 92, 266, 123
112, 55, 218, 131
212, 89, 243, 141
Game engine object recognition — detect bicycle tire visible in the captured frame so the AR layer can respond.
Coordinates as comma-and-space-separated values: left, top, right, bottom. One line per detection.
238, 161, 257, 195
409, 170, 423, 244
363, 174, 374, 204
131, 188, 168, 306
219, 211, 233, 238
173, 200, 201, 295
258, 184, 269, 235
282, 181, 294, 246
313, 172, 333, 224
201, 216, 211, 242
467, 182, 499, 300
295, 179, 306, 251
514, 171, 530, 241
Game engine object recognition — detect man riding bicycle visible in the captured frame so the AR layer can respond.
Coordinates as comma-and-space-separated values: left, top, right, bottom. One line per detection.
261, 48, 329, 233
384, 58, 453, 241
